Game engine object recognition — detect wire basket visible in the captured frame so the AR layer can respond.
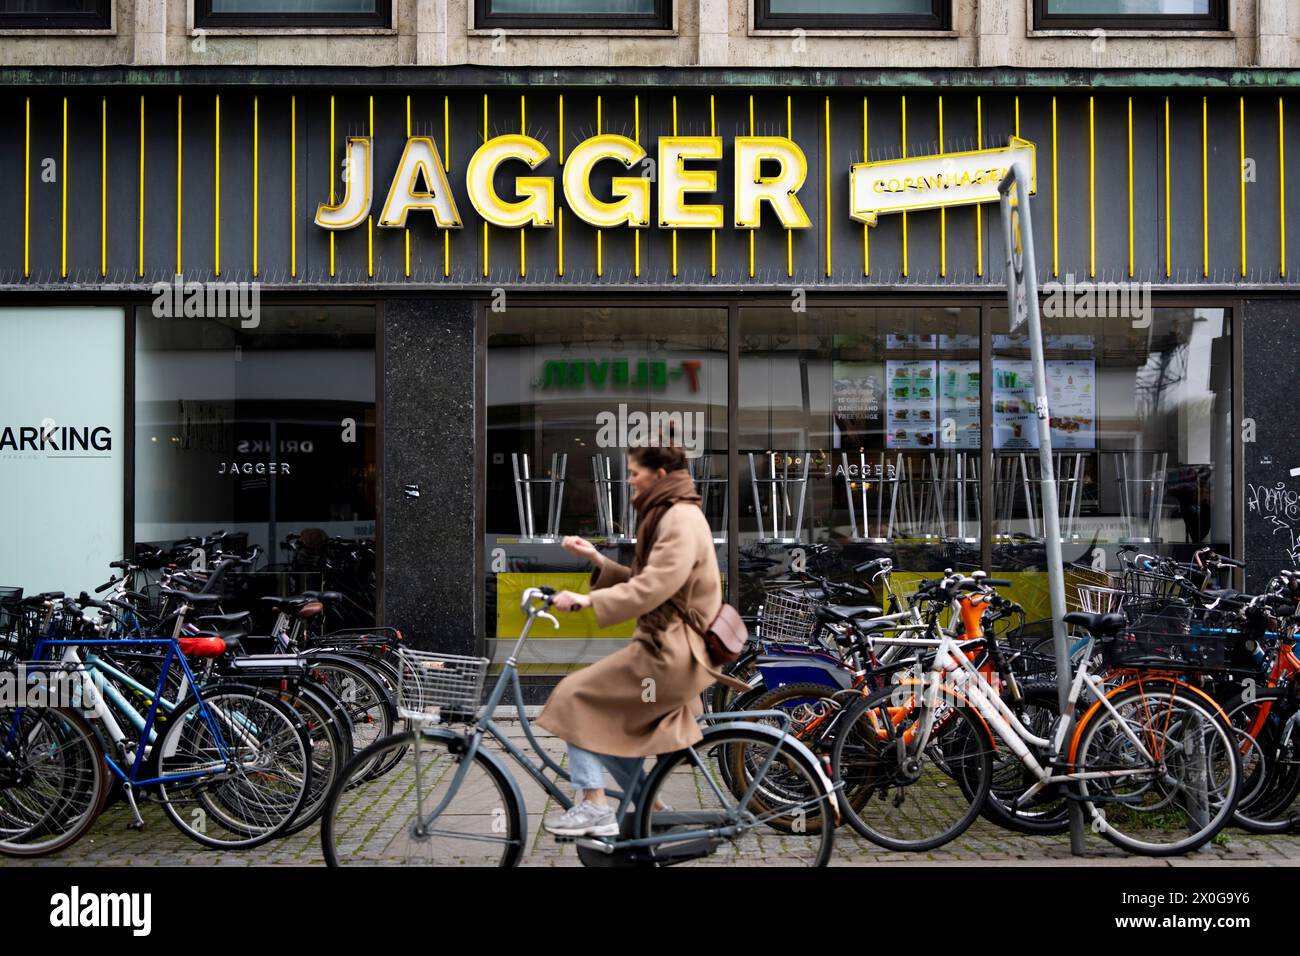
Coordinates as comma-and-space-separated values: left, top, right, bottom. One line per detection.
395, 647, 489, 724
1074, 584, 1125, 614
1122, 567, 1192, 603
757, 588, 819, 643
1102, 604, 1227, 671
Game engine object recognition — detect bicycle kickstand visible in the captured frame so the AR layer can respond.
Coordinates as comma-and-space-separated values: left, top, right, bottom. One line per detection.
121, 783, 146, 831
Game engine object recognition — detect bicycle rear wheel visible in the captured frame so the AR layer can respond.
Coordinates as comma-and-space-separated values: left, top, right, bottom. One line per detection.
636, 725, 834, 866
1220, 687, 1300, 833
1073, 682, 1240, 856
321, 730, 523, 867
830, 685, 992, 852
0, 706, 108, 858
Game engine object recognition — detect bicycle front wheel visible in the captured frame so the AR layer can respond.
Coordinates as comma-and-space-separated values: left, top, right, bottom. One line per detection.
637, 726, 834, 867
321, 731, 524, 867
1073, 682, 1240, 856
830, 686, 993, 852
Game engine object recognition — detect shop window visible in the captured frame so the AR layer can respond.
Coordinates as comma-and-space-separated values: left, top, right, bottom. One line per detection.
754, 0, 949, 31
0, 308, 125, 593
991, 307, 1233, 626
0, 0, 111, 29
1034, 0, 1225, 30
475, 0, 671, 30
485, 306, 727, 671
195, 0, 390, 29
738, 306, 980, 615
133, 305, 378, 627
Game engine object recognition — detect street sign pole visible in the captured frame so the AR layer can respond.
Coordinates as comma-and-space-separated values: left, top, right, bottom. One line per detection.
997, 161, 1087, 857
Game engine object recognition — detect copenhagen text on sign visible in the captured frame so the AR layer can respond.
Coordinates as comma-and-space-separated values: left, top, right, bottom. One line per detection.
315, 133, 1035, 233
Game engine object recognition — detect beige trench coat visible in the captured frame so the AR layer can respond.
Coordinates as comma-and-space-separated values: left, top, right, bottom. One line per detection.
535, 501, 731, 757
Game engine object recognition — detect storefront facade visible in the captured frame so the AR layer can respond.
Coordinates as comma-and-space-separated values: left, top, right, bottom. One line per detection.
1, 71, 1295, 683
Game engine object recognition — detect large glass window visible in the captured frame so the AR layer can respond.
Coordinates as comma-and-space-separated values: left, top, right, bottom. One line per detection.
196, 0, 389, 28
485, 306, 727, 671
134, 304, 377, 626
0, 0, 111, 28
1035, 0, 1224, 29
0, 308, 124, 593
755, 0, 949, 30
738, 306, 981, 614
475, 0, 670, 29
992, 307, 1233, 626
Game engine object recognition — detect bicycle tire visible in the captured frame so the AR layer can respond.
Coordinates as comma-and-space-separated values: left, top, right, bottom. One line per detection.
156, 684, 313, 850
1220, 686, 1300, 834
0, 705, 109, 858
276, 682, 353, 837
830, 684, 993, 852
321, 730, 524, 867
979, 682, 1071, 836
1072, 682, 1240, 856
636, 724, 834, 866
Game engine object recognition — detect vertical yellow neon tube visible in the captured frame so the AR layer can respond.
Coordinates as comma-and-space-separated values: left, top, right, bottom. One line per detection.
1088, 95, 1095, 279
713, 93, 718, 278
1239, 95, 1246, 277
291, 95, 297, 279
900, 95, 906, 278
514, 94, 520, 277
138, 96, 144, 278
483, 94, 489, 278
1127, 96, 1133, 278
558, 208, 564, 277
329, 95, 335, 277
1202, 95, 1209, 278
1170, 95, 1180, 278
214, 94, 221, 276
444, 95, 451, 276
1051, 95, 1058, 278
863, 96, 869, 277
367, 95, 373, 279
747, 94, 753, 279
558, 94, 565, 164
61, 97, 67, 279
101, 97, 107, 277
24, 97, 30, 279
596, 95, 601, 277
938, 95, 945, 278
976, 96, 982, 277
405, 95, 411, 278
826, 96, 832, 278
253, 96, 260, 277
787, 94, 793, 277
1281, 96, 1287, 279
176, 94, 183, 277
672, 95, 678, 278
634, 95, 640, 278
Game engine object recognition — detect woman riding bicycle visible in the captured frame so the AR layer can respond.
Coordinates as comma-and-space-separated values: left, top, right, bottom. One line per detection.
538, 442, 746, 838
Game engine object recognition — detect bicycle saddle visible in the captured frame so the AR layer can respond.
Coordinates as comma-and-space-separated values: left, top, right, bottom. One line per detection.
815, 604, 883, 624
1062, 611, 1126, 636
260, 595, 324, 617
196, 611, 252, 632
303, 590, 344, 604
161, 588, 222, 606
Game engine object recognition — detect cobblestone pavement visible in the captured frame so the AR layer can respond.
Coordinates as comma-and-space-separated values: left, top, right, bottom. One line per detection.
4, 721, 1300, 867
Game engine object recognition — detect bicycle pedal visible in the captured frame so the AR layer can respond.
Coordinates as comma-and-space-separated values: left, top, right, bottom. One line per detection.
576, 837, 616, 855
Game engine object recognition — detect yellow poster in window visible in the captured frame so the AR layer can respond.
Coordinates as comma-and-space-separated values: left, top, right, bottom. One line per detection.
495, 572, 636, 639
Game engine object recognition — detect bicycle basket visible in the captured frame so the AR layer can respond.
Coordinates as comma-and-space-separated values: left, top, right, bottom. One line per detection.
1102, 604, 1226, 671
1122, 567, 1192, 603
396, 647, 489, 724
757, 588, 819, 643
1074, 584, 1124, 615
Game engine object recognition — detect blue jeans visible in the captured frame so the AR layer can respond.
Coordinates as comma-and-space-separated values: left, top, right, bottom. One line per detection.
568, 744, 644, 797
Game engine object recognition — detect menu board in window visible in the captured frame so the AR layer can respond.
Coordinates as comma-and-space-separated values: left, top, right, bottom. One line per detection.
885, 360, 937, 449
993, 358, 1097, 449
831, 360, 884, 450
1046, 359, 1096, 449
939, 360, 980, 449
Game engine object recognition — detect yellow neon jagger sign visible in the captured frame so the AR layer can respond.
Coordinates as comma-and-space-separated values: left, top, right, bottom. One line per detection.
315, 132, 814, 232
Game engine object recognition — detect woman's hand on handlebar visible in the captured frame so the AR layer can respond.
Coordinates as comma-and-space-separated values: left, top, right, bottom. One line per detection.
552, 590, 592, 613
561, 536, 601, 563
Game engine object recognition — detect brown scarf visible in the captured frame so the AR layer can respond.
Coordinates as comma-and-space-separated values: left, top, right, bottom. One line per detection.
631, 468, 701, 574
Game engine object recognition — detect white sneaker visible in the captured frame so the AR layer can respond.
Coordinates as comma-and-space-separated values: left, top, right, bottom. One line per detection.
545, 800, 619, 838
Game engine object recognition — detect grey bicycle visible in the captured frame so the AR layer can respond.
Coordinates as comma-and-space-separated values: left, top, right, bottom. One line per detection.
320, 586, 838, 867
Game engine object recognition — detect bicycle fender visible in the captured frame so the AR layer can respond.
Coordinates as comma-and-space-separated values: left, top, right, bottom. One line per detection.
419, 725, 529, 844
701, 720, 841, 825
1066, 674, 1228, 765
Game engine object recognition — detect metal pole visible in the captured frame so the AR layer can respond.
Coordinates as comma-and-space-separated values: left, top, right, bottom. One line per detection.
999, 161, 1085, 856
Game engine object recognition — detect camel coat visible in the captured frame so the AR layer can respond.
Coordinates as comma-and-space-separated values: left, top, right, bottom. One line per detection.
535, 502, 737, 757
